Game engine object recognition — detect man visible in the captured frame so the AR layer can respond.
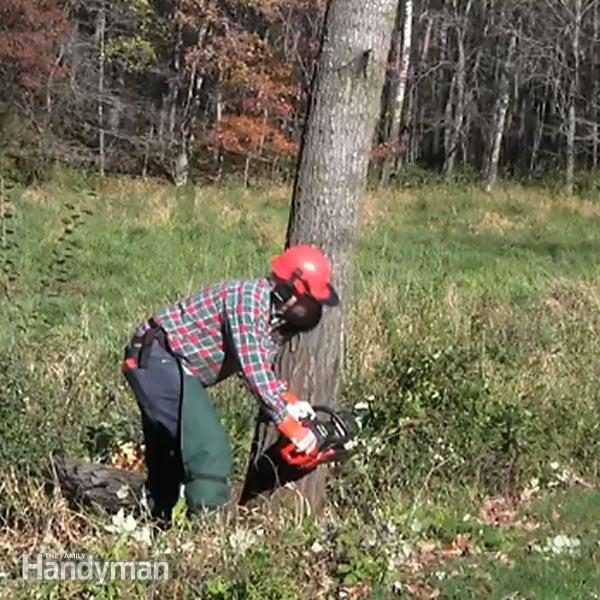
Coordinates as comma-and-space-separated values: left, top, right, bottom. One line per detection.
122, 244, 338, 521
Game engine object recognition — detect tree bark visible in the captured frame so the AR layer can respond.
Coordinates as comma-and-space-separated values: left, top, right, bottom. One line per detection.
97, 4, 106, 177
52, 456, 146, 514
380, 0, 413, 185
240, 0, 397, 512
566, 0, 582, 195
485, 30, 517, 192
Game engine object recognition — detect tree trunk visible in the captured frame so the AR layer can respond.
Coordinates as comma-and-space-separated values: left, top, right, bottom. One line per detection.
590, 2, 600, 169
214, 85, 224, 179
530, 100, 547, 175
566, 0, 582, 195
443, 71, 458, 177
168, 21, 183, 146
444, 27, 465, 179
52, 456, 146, 514
380, 0, 413, 185
240, 0, 397, 512
485, 31, 517, 192
410, 82, 421, 165
593, 0, 599, 168
566, 98, 576, 194
443, 0, 473, 181
433, 19, 449, 163
97, 4, 106, 177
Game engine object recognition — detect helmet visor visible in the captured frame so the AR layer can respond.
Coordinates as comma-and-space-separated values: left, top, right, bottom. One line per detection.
309, 281, 340, 306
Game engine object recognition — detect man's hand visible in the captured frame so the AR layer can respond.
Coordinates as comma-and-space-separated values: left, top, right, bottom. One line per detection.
277, 415, 319, 457
276, 391, 323, 462
282, 391, 316, 420
286, 400, 316, 421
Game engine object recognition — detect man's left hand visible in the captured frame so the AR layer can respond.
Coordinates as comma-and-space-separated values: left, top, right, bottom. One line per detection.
286, 399, 315, 421
282, 390, 316, 421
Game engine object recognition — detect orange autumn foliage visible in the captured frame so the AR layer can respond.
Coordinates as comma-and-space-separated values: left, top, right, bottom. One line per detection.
0, 0, 71, 94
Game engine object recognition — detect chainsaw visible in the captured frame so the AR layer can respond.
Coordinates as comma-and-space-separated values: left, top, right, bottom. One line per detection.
280, 405, 358, 470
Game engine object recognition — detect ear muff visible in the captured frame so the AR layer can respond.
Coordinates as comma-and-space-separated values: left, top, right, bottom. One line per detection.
272, 281, 294, 305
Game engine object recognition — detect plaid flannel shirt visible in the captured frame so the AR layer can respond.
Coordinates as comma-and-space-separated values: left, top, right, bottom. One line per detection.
138, 278, 289, 424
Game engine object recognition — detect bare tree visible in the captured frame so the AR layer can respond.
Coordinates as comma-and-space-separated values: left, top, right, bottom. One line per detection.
593, 1, 599, 168
485, 27, 517, 191
380, 0, 413, 185
6, 0, 600, 186
96, 3, 106, 177
443, 0, 474, 181
566, 0, 583, 194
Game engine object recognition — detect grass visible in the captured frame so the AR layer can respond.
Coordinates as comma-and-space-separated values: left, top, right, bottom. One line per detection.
429, 489, 600, 599
1, 168, 600, 598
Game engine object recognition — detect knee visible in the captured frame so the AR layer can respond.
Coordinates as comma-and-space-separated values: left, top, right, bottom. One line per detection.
183, 444, 233, 512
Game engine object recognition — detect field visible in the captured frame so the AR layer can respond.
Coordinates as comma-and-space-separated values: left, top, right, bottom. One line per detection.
1, 169, 600, 599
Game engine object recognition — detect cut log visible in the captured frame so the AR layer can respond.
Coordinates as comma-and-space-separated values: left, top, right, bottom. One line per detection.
51, 455, 147, 514
51, 454, 288, 516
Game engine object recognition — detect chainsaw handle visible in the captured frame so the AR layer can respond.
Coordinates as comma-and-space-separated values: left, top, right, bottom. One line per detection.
281, 442, 312, 466
280, 442, 319, 469
280, 441, 337, 470
311, 405, 336, 417
279, 405, 355, 470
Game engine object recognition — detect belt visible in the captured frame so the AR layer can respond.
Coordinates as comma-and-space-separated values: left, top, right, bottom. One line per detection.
125, 318, 172, 370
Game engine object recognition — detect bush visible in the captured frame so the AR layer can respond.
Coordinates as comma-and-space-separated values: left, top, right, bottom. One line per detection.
0, 340, 137, 478
340, 342, 591, 505
203, 546, 300, 600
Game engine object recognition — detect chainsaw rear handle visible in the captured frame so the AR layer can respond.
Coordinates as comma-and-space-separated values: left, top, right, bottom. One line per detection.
280, 443, 336, 469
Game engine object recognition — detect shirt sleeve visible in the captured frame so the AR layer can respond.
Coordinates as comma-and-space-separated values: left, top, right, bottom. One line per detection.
224, 282, 289, 424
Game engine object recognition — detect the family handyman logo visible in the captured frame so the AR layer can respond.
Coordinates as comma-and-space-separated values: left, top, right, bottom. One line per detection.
21, 553, 170, 582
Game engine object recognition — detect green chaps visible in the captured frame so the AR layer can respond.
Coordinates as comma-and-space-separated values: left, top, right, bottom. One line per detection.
180, 373, 233, 512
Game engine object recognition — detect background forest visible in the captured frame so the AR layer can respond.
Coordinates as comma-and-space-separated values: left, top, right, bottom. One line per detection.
2, 0, 600, 192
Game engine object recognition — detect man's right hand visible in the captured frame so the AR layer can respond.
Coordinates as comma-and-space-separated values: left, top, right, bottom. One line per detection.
282, 390, 316, 420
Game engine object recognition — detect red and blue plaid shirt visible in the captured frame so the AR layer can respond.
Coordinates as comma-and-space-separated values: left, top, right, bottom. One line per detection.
137, 278, 289, 423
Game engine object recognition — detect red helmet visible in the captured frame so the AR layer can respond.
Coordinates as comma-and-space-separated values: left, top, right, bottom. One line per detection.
271, 244, 339, 306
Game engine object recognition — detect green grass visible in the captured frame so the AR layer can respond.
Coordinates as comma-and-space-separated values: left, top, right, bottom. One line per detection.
360, 184, 600, 303
1, 169, 600, 598
431, 489, 600, 599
